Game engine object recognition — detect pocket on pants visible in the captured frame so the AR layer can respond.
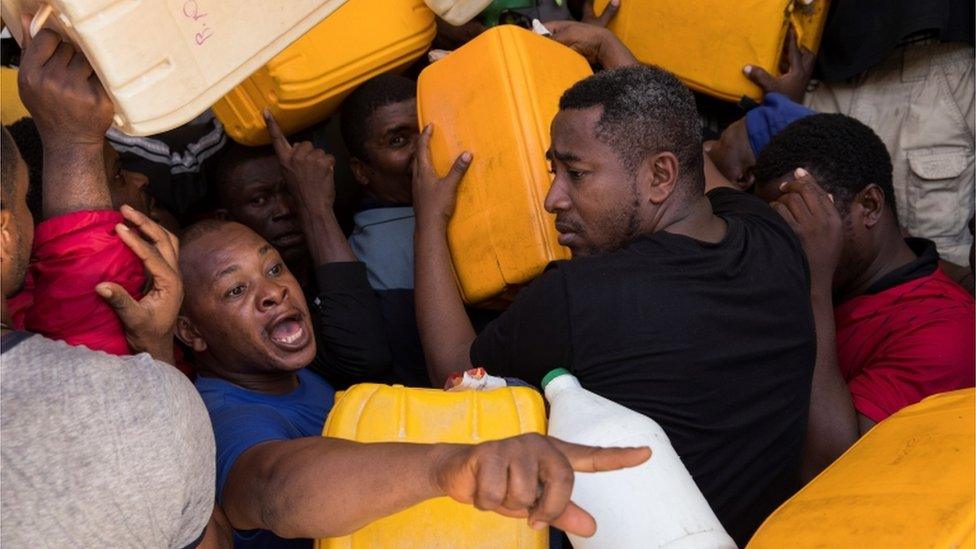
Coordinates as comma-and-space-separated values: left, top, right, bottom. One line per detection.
905, 147, 971, 240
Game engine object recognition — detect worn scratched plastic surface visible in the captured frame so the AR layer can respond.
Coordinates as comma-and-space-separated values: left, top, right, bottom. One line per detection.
315, 383, 547, 548
748, 389, 975, 548
593, 0, 829, 102
417, 25, 591, 305
1, 0, 348, 136
214, 0, 436, 146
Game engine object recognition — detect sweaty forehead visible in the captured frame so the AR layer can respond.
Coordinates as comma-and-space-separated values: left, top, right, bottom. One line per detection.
181, 223, 269, 294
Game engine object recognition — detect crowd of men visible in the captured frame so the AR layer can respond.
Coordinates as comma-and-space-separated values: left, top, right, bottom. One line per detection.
2, 1, 973, 547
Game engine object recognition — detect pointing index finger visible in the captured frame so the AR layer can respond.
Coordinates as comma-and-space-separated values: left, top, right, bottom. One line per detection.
551, 439, 651, 473
263, 109, 292, 158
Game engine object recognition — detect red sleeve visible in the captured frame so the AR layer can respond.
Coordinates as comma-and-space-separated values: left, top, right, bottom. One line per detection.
24, 210, 145, 356
848, 312, 976, 423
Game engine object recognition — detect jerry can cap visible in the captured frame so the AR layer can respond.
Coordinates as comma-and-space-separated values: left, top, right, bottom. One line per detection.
541, 367, 572, 390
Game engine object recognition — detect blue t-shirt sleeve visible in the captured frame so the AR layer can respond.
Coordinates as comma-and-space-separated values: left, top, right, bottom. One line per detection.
210, 404, 300, 502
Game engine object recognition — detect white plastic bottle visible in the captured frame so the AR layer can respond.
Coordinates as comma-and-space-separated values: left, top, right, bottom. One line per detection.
542, 368, 737, 549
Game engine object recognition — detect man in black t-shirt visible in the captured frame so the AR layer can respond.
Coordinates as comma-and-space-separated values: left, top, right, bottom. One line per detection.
413, 66, 816, 545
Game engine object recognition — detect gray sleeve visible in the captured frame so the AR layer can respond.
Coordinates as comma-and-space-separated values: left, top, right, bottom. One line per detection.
154, 362, 217, 549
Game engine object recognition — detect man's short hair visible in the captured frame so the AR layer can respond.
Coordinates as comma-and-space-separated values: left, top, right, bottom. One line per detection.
209, 143, 276, 203
1, 126, 20, 209
339, 73, 416, 162
753, 113, 895, 215
5, 118, 43, 219
558, 65, 704, 190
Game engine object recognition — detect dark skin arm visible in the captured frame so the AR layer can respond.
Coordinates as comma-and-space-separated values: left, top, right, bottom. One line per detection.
743, 26, 816, 103
771, 169, 866, 482
222, 433, 650, 539
546, 2, 637, 71
17, 16, 114, 220
411, 125, 478, 386
265, 110, 356, 266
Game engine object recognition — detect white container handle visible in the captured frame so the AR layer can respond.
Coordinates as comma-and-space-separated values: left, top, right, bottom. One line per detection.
29, 4, 53, 38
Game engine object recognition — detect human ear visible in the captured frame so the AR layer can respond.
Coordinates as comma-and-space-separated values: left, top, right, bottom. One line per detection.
175, 315, 208, 353
642, 152, 679, 205
349, 157, 370, 188
857, 184, 886, 228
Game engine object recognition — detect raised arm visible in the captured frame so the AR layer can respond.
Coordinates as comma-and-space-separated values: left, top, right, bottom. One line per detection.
222, 433, 650, 539
16, 17, 114, 220
411, 125, 478, 386
770, 169, 860, 481
265, 111, 392, 382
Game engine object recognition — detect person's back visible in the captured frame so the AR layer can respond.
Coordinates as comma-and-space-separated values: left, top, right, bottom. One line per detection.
1, 331, 215, 547
473, 188, 814, 541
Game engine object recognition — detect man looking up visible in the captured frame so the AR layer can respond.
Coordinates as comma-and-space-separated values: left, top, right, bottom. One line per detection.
211, 114, 391, 387
753, 113, 975, 480
0, 24, 225, 546
413, 65, 816, 544
175, 219, 650, 548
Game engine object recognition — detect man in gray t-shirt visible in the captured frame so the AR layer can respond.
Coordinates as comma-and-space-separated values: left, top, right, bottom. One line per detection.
1, 333, 216, 548
0, 25, 224, 548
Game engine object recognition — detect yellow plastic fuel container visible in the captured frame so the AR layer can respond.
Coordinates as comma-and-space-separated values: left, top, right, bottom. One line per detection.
213, 0, 435, 146
315, 383, 548, 548
0, 68, 29, 125
593, 0, 829, 102
417, 25, 591, 305
748, 388, 975, 548
1, 0, 348, 136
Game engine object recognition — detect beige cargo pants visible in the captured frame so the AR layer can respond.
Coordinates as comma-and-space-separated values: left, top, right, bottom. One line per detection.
805, 42, 975, 266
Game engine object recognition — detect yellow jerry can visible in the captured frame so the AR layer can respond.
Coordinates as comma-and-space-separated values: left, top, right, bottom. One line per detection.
213, 0, 436, 146
315, 383, 548, 548
0, 67, 29, 125
748, 388, 976, 548
593, 0, 830, 102
417, 25, 591, 305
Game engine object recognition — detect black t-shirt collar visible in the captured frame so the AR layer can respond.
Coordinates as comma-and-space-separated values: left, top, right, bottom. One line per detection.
864, 238, 939, 295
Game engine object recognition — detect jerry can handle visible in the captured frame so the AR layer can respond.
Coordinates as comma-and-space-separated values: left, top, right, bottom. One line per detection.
29, 4, 53, 38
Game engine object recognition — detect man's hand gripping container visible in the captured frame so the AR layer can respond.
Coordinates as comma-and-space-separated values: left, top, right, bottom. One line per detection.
417, 25, 592, 305
315, 383, 548, 548
593, 0, 830, 102
0, 0, 349, 136
213, 0, 436, 146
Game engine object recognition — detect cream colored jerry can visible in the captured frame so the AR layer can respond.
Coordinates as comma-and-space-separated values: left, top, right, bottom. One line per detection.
0, 0, 348, 136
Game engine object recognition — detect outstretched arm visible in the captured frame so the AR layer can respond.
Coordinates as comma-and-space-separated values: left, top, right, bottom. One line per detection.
223, 433, 650, 539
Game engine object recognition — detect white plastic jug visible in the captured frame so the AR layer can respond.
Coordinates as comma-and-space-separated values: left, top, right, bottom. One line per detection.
423, 0, 490, 25
543, 368, 737, 549
0, 0, 348, 136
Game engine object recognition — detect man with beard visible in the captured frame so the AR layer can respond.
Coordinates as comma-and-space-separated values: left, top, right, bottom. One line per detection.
413, 65, 817, 545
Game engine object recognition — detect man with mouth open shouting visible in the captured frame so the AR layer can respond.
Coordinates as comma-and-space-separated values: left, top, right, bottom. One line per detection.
176, 218, 650, 548
210, 112, 392, 388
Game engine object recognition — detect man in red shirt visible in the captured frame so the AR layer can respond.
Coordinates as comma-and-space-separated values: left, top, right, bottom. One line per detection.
753, 113, 975, 481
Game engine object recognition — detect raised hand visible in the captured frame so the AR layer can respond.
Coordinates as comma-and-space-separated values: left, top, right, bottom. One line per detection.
580, 0, 620, 28
17, 14, 113, 149
770, 168, 843, 289
411, 124, 472, 227
96, 205, 183, 365
743, 25, 816, 102
546, 20, 638, 69
433, 433, 651, 536
264, 109, 337, 212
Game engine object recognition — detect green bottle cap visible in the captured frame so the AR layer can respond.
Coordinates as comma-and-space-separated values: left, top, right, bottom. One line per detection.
541, 368, 571, 390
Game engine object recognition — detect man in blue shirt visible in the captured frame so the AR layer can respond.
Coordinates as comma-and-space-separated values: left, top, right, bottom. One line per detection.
176, 216, 650, 548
